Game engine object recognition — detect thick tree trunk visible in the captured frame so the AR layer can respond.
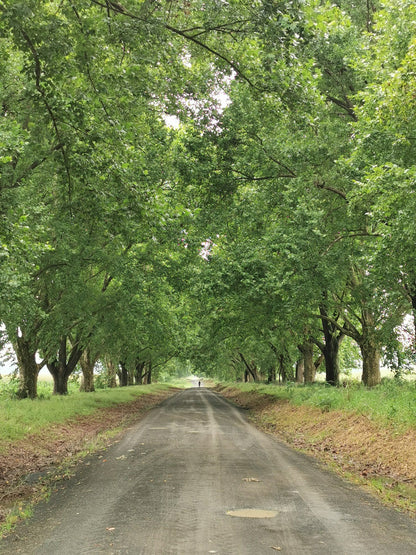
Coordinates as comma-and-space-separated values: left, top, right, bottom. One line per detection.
144, 362, 152, 384
320, 304, 344, 386
360, 338, 381, 387
79, 349, 97, 392
279, 354, 289, 383
299, 342, 315, 383
104, 357, 117, 387
47, 337, 83, 395
13, 333, 40, 399
323, 337, 342, 386
118, 361, 129, 387
134, 361, 145, 384
296, 357, 304, 383
48, 362, 70, 395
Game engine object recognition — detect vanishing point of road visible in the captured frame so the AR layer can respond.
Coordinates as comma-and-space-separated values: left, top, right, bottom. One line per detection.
2, 387, 416, 554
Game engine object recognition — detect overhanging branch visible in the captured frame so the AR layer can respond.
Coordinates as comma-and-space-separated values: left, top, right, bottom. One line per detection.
90, 0, 258, 89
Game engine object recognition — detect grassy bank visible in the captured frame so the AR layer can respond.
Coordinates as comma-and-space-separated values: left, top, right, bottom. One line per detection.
0, 382, 178, 450
216, 379, 416, 431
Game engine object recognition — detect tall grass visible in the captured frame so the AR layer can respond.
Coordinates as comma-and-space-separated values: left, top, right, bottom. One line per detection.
220, 379, 416, 430
0, 381, 175, 448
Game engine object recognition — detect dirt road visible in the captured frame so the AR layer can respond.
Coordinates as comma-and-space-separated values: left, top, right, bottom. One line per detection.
2, 388, 416, 554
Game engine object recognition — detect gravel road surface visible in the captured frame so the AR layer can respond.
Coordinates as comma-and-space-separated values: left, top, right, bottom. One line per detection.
2, 387, 416, 554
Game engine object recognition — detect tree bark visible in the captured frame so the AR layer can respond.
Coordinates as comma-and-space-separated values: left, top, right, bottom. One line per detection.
408, 291, 416, 350
299, 342, 315, 383
79, 349, 97, 392
319, 305, 345, 386
13, 332, 41, 399
296, 357, 304, 383
118, 361, 129, 387
270, 343, 291, 383
239, 352, 258, 382
323, 336, 342, 386
134, 360, 146, 384
360, 338, 381, 387
144, 361, 152, 384
47, 336, 83, 395
279, 353, 291, 383
104, 357, 117, 388
48, 363, 70, 395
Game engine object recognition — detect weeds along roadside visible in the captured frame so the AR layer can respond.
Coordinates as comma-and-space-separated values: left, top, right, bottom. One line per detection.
216, 379, 416, 431
0, 381, 179, 448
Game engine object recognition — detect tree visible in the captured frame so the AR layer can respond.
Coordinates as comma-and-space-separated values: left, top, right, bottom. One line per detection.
2, 0, 416, 395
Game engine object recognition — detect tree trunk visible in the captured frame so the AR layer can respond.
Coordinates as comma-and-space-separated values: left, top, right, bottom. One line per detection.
323, 337, 342, 386
144, 361, 152, 384
270, 343, 290, 383
134, 361, 145, 384
360, 338, 381, 387
296, 357, 304, 383
239, 352, 258, 382
48, 361, 70, 395
409, 291, 416, 350
13, 333, 40, 399
320, 304, 345, 386
299, 342, 315, 383
47, 336, 83, 395
79, 349, 97, 392
267, 367, 276, 383
104, 357, 117, 388
279, 354, 289, 383
118, 361, 129, 387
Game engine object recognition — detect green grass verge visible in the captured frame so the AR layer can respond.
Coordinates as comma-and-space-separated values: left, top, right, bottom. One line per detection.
0, 383, 179, 448
217, 379, 416, 431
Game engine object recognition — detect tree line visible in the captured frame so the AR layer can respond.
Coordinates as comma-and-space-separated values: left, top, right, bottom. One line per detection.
1, 1, 415, 397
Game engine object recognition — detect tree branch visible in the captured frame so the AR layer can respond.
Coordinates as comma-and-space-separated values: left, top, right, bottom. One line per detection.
322, 230, 381, 256
315, 180, 347, 201
89, 0, 258, 89
309, 311, 361, 342
253, 134, 297, 177
10, 143, 64, 189
325, 94, 357, 121
232, 169, 295, 181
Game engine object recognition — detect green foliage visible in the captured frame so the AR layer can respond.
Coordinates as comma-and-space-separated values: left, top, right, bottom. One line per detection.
1, 0, 416, 395
339, 336, 361, 376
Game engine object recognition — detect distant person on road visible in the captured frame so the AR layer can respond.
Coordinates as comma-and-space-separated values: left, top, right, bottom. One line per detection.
198, 381, 201, 387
